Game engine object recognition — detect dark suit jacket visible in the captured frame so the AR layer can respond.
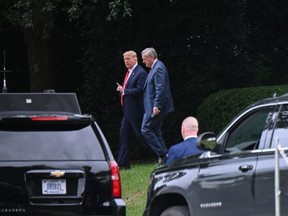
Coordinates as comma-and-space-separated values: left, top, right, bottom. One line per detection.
122, 64, 147, 120
165, 137, 205, 164
143, 60, 174, 116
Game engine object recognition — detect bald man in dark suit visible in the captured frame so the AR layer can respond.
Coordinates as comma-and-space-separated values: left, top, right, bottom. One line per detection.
165, 116, 205, 164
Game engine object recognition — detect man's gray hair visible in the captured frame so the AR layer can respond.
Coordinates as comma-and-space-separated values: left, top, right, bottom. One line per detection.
141, 47, 158, 58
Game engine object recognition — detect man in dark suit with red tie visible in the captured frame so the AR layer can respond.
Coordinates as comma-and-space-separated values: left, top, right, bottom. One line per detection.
116, 50, 147, 169
141, 47, 174, 165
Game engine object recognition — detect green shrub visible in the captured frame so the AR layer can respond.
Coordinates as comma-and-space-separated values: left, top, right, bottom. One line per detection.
197, 85, 288, 134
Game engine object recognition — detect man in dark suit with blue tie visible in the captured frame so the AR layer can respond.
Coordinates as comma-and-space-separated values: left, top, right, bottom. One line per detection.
116, 50, 147, 169
165, 116, 205, 164
141, 47, 174, 165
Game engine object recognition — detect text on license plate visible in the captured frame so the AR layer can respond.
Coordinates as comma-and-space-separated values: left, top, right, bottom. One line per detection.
42, 179, 66, 195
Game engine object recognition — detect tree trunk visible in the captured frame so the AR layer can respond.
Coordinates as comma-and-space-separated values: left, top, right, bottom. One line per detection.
24, 28, 54, 92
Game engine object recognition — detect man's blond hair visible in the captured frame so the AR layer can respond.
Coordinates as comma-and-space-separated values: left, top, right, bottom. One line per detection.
123, 50, 137, 58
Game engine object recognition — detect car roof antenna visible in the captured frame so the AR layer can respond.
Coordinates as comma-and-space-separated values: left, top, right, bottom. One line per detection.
0, 50, 11, 93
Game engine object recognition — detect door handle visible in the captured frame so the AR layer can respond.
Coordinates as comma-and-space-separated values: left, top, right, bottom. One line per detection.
239, 165, 253, 172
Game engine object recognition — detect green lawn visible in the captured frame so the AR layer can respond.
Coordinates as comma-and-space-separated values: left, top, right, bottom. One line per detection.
120, 162, 156, 216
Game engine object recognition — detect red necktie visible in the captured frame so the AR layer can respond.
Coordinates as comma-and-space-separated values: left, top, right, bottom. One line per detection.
121, 71, 129, 106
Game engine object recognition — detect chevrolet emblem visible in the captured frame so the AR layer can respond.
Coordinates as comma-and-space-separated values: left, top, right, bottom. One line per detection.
50, 170, 65, 177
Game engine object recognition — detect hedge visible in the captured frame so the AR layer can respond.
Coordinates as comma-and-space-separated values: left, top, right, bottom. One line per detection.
197, 85, 288, 134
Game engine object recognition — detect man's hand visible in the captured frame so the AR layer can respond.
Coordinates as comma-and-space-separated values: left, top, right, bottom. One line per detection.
152, 107, 160, 116
116, 83, 124, 94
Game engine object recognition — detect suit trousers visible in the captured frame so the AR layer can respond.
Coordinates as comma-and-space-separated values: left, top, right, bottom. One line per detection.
117, 116, 143, 167
141, 113, 167, 157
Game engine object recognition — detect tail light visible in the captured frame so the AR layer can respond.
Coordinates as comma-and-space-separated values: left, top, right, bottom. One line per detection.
110, 161, 122, 198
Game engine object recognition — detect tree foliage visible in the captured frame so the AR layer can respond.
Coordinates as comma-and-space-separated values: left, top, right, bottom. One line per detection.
1, 0, 131, 38
0, 0, 132, 91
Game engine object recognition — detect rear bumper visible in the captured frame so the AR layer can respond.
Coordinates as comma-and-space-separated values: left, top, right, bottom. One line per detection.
0, 198, 126, 216
112, 198, 126, 216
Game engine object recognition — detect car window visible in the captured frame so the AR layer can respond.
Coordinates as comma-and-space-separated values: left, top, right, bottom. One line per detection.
0, 125, 105, 161
225, 108, 272, 152
271, 104, 288, 148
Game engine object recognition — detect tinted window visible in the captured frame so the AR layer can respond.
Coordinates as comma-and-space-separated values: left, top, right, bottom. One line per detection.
271, 104, 288, 148
0, 125, 105, 160
225, 108, 272, 152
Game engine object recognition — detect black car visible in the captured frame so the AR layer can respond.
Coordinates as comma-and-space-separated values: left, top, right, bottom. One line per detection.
144, 93, 288, 216
0, 93, 125, 216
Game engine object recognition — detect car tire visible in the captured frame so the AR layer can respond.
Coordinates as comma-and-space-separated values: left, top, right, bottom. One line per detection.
160, 206, 189, 216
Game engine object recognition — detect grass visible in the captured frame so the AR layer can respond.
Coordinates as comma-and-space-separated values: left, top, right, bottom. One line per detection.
120, 162, 156, 216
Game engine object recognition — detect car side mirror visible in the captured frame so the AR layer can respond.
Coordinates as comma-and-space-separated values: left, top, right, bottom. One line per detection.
197, 132, 217, 151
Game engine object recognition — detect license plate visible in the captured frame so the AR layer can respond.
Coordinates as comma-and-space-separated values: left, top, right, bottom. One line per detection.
42, 179, 66, 195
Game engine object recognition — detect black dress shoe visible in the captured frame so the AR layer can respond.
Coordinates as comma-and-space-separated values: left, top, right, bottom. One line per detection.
157, 154, 167, 166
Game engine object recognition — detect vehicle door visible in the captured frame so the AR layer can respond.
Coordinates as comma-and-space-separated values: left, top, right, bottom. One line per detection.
194, 105, 275, 216
254, 103, 288, 216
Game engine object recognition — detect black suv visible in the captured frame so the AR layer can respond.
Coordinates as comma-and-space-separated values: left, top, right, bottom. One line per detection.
144, 93, 288, 216
0, 93, 125, 216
